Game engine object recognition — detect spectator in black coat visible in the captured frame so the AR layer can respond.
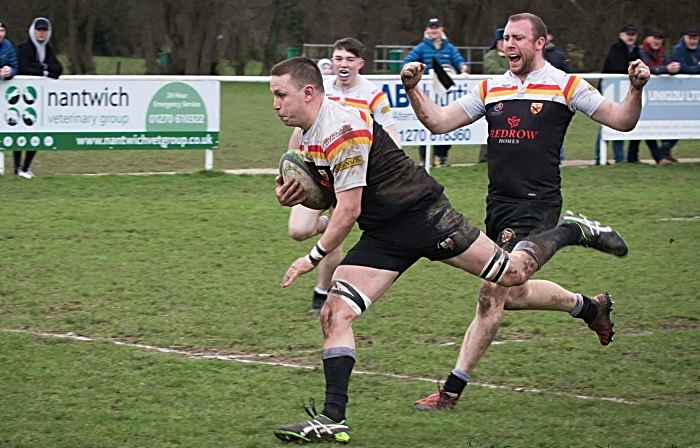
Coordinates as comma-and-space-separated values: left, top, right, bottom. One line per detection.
17, 17, 62, 79
14, 17, 63, 179
598, 23, 640, 164
544, 28, 571, 73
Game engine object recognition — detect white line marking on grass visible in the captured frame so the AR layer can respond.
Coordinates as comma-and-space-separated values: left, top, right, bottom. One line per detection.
659, 216, 700, 221
2, 329, 637, 405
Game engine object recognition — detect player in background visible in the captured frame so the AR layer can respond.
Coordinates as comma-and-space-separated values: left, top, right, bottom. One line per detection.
402, 12, 651, 411
287, 37, 401, 312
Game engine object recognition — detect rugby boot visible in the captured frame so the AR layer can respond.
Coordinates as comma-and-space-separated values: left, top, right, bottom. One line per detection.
588, 292, 615, 346
309, 290, 327, 313
560, 211, 628, 257
414, 387, 458, 411
274, 399, 350, 443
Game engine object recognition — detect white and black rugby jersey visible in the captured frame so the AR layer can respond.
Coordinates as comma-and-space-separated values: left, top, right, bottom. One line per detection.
457, 62, 606, 202
295, 98, 442, 230
323, 76, 394, 129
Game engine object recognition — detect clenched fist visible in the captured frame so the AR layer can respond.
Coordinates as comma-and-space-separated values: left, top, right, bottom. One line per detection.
401, 62, 426, 90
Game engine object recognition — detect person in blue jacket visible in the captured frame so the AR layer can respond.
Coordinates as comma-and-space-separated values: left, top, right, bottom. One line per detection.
672, 26, 700, 74
0, 18, 18, 80
404, 17, 468, 167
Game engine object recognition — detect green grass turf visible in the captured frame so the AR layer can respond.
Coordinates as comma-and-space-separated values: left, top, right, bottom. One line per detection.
1, 165, 699, 446
8, 81, 697, 176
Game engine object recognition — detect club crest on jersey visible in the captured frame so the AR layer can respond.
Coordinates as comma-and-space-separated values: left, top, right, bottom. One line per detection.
530, 102, 543, 115
508, 116, 520, 128
437, 237, 455, 251
501, 228, 515, 244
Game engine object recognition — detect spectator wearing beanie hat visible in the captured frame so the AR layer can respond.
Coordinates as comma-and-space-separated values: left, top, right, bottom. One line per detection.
0, 18, 18, 80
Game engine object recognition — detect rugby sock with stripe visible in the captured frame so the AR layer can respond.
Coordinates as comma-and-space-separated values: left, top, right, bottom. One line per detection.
570, 294, 597, 324
443, 369, 470, 397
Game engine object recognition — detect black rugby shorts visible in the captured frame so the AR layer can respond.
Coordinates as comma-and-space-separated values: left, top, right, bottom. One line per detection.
485, 199, 562, 252
340, 195, 481, 274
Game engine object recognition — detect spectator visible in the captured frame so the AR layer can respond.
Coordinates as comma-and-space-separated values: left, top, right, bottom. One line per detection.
0, 18, 18, 80
317, 58, 333, 76
14, 17, 63, 179
479, 27, 508, 163
597, 23, 640, 164
636, 28, 680, 164
483, 28, 508, 74
673, 26, 700, 74
544, 28, 570, 163
544, 28, 571, 72
404, 17, 468, 167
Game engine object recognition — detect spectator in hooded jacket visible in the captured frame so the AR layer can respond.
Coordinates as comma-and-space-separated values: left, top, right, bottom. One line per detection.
14, 17, 63, 179
636, 28, 680, 164
672, 26, 700, 74
17, 17, 62, 79
404, 17, 467, 168
0, 18, 18, 80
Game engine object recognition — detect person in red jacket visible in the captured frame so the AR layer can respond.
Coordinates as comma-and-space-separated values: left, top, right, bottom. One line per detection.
635, 28, 680, 164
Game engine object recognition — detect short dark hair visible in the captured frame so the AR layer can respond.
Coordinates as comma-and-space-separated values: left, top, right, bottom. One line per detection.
333, 37, 365, 58
270, 57, 324, 92
508, 13, 547, 41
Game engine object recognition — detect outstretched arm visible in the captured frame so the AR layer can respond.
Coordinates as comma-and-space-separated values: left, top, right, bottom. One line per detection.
281, 187, 361, 287
400, 62, 473, 134
591, 59, 650, 131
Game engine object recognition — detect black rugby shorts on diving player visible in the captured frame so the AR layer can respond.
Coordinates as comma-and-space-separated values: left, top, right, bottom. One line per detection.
340, 195, 481, 274
485, 199, 562, 252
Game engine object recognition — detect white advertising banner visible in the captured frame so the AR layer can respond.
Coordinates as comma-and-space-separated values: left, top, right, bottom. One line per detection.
368, 76, 487, 145
1, 79, 220, 150
601, 76, 700, 140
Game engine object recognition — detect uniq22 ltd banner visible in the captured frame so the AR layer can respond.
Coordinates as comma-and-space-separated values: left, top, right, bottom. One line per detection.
1, 79, 219, 151
370, 76, 487, 146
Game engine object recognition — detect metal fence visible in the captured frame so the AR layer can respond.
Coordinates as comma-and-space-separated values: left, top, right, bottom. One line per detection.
301, 43, 490, 74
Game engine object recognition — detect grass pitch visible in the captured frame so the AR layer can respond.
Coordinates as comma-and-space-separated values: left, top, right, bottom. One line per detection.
1, 164, 699, 447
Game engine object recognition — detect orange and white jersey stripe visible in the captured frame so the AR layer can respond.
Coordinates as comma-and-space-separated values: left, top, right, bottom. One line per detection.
296, 98, 373, 194
458, 62, 605, 121
324, 77, 394, 128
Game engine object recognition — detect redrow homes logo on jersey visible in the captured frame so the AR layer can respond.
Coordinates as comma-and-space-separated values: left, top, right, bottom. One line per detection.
490, 116, 539, 140
323, 124, 353, 146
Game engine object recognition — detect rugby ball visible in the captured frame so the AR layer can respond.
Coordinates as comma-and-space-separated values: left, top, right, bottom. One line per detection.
279, 150, 335, 210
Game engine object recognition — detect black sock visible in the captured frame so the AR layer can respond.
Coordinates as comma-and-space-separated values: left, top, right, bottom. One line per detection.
322, 354, 355, 422
516, 223, 581, 268
573, 295, 597, 324
443, 372, 468, 397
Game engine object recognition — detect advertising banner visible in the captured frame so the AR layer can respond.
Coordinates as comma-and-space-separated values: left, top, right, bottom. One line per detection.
1, 79, 219, 150
601, 76, 700, 140
368, 76, 487, 146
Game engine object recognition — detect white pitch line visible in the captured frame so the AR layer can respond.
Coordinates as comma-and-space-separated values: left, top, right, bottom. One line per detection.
2, 329, 637, 405
659, 216, 700, 221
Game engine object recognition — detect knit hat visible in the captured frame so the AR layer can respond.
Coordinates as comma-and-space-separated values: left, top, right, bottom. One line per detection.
0, 18, 6, 30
